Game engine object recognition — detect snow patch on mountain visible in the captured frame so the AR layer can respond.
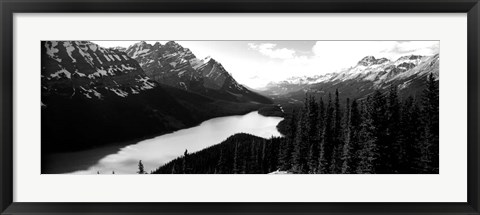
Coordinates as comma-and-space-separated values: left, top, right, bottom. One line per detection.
45, 41, 61, 62
63, 42, 77, 63
264, 53, 439, 95
50, 68, 71, 79
42, 41, 158, 100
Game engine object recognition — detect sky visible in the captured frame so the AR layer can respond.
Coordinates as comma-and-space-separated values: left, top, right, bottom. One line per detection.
92, 40, 439, 89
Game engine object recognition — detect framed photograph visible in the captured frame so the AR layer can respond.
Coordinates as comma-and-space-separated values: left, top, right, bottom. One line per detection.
1, 0, 479, 214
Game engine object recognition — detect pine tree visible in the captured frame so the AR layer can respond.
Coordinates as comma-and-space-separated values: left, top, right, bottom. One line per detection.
318, 97, 326, 144
371, 90, 389, 173
307, 95, 320, 173
261, 140, 267, 173
233, 141, 240, 174
182, 149, 189, 174
341, 98, 352, 173
319, 93, 335, 173
137, 160, 145, 174
421, 73, 439, 173
216, 149, 227, 174
348, 99, 362, 173
386, 85, 401, 173
279, 110, 298, 170
278, 111, 296, 170
398, 96, 423, 173
332, 89, 344, 173
292, 108, 308, 173
356, 99, 378, 173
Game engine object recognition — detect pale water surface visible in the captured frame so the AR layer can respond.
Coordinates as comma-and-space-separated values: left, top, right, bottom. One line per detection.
71, 111, 283, 174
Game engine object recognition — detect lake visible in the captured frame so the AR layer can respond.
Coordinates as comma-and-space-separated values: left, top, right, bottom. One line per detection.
69, 111, 283, 174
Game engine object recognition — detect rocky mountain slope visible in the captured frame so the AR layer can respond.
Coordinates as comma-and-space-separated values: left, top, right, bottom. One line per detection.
41, 41, 270, 159
126, 41, 271, 103
262, 54, 439, 101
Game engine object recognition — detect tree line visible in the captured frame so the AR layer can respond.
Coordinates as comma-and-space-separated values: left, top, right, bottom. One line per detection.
279, 73, 438, 174
152, 74, 438, 174
152, 133, 282, 174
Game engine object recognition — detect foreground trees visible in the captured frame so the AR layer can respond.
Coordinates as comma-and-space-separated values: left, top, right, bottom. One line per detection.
152, 74, 439, 174
279, 73, 439, 174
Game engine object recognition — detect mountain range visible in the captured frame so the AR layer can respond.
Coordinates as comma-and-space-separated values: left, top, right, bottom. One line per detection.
125, 41, 270, 103
262, 54, 439, 105
41, 41, 273, 160
41, 40, 439, 161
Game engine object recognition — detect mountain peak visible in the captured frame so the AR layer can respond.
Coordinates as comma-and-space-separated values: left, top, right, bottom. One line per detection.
206, 57, 218, 64
126, 41, 153, 59
362, 55, 376, 60
397, 54, 423, 61
111, 46, 127, 52
358, 56, 376, 66
129, 41, 151, 49
357, 56, 390, 66
153, 42, 163, 48
165, 41, 181, 47
376, 57, 389, 64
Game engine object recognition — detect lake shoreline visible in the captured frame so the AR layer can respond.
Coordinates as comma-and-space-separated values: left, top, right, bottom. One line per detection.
43, 110, 284, 174
42, 139, 140, 174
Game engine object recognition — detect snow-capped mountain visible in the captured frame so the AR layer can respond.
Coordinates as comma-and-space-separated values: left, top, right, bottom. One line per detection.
42, 41, 199, 154
41, 41, 271, 158
126, 41, 270, 103
263, 54, 439, 97
42, 41, 157, 100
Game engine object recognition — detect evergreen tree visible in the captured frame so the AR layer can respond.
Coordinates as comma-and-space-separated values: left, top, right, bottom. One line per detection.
292, 108, 309, 173
386, 85, 401, 173
215, 149, 227, 174
278, 111, 296, 170
261, 140, 267, 173
341, 98, 352, 173
137, 160, 145, 174
182, 149, 189, 174
371, 90, 390, 173
319, 93, 335, 173
307, 143, 319, 173
318, 97, 326, 145
346, 99, 362, 173
332, 89, 344, 173
307, 95, 320, 173
421, 73, 439, 173
356, 99, 378, 173
398, 96, 423, 173
233, 141, 240, 174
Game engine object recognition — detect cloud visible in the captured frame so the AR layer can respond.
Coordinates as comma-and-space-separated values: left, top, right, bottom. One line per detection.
380, 41, 439, 58
311, 41, 439, 73
248, 43, 296, 59
240, 41, 439, 88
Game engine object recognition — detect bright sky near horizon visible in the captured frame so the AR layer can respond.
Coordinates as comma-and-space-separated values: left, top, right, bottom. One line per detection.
92, 40, 439, 89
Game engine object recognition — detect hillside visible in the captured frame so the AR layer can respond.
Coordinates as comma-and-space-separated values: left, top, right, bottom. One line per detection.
126, 41, 272, 104
41, 41, 273, 158
262, 54, 439, 106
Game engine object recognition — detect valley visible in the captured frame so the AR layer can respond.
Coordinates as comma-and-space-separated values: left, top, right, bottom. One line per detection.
41, 40, 439, 174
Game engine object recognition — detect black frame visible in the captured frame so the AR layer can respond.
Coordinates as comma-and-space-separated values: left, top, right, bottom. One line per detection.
1, 0, 479, 214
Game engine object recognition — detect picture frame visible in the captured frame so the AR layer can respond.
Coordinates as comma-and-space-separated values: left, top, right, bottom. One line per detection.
1, 0, 479, 214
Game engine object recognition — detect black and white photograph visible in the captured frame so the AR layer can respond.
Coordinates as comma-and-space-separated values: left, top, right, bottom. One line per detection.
41, 40, 439, 174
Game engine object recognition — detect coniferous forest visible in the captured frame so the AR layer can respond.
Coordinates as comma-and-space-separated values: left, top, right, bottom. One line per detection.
152, 74, 439, 174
